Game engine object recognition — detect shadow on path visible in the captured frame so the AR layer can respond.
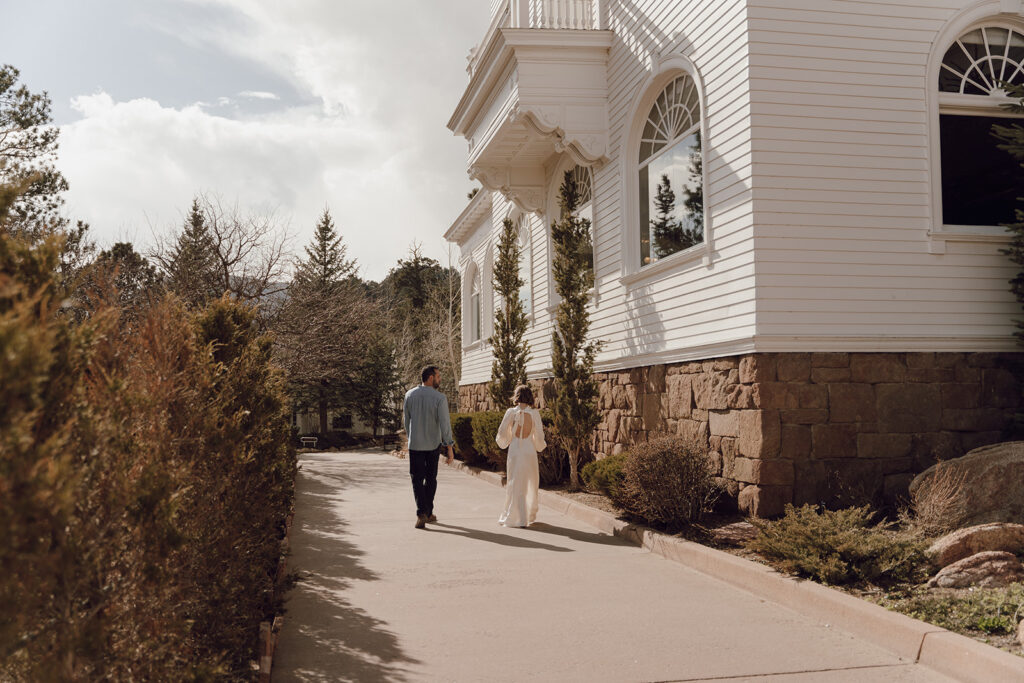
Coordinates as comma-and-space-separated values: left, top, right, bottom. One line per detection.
277, 456, 420, 682
429, 522, 573, 552
522, 521, 630, 547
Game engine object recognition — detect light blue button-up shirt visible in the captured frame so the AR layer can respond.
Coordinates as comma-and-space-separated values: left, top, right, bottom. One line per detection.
403, 385, 454, 451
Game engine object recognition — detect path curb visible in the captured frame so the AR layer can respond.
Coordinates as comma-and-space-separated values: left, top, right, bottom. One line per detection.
443, 457, 1024, 683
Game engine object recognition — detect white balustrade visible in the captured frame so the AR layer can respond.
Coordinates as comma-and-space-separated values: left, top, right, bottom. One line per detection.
533, 0, 596, 30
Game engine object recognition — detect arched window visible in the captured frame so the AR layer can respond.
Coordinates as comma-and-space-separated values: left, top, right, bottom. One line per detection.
560, 164, 595, 276
937, 25, 1024, 227
470, 266, 482, 343
637, 74, 704, 267
516, 213, 533, 317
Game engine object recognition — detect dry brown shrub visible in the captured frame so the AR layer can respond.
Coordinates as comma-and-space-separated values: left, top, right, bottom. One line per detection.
900, 465, 969, 537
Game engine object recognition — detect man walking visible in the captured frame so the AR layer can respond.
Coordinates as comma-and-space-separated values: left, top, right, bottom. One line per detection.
403, 365, 455, 529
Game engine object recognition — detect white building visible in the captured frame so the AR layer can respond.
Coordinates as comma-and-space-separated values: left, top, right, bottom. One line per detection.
444, 0, 1024, 514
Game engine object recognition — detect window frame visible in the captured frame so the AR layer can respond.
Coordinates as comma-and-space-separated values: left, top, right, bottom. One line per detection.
466, 261, 482, 346
507, 207, 534, 323
619, 55, 712, 288
927, 11, 1022, 253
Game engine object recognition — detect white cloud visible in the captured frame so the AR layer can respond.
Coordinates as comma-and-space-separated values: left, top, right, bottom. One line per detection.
57, 1, 492, 280
238, 90, 279, 100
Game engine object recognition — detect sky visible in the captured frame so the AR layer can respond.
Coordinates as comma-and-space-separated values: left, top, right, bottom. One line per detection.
1, 0, 493, 282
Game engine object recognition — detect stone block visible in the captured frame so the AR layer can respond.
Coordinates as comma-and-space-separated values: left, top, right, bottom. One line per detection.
934, 353, 965, 368
812, 352, 849, 368
738, 484, 792, 518
811, 424, 858, 459
829, 384, 877, 423
703, 358, 739, 372
792, 384, 828, 409
598, 381, 612, 410
876, 383, 942, 433
906, 368, 954, 383
982, 368, 1019, 409
709, 435, 722, 451
642, 393, 664, 431
666, 374, 693, 418
611, 385, 628, 410
676, 419, 709, 446
646, 363, 667, 394
721, 436, 738, 459
726, 384, 755, 409
850, 353, 907, 383
709, 410, 740, 437
943, 409, 1009, 432
857, 433, 912, 459
623, 384, 640, 415
752, 382, 795, 409
733, 457, 794, 485
811, 367, 852, 383
677, 361, 704, 374
878, 457, 913, 475
954, 365, 982, 383
961, 431, 1003, 453
777, 353, 811, 382
967, 353, 1000, 368
739, 354, 777, 383
628, 367, 646, 385
906, 352, 936, 369
941, 383, 982, 410
708, 450, 723, 476
739, 409, 781, 459
693, 371, 737, 410
779, 408, 829, 425
910, 432, 963, 470
606, 410, 623, 443
781, 424, 811, 459
611, 443, 625, 455
883, 473, 915, 502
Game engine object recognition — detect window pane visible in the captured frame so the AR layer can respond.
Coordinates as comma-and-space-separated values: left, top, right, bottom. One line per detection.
941, 113, 1024, 226
641, 132, 704, 264
471, 292, 481, 341
518, 218, 532, 316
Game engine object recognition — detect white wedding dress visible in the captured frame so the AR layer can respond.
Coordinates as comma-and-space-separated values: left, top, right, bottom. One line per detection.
495, 406, 547, 527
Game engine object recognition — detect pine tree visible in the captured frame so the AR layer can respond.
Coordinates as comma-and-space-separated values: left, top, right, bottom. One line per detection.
351, 335, 404, 437
163, 199, 221, 309
651, 170, 702, 259
682, 132, 704, 238
292, 208, 355, 293
550, 170, 601, 488
488, 217, 530, 407
993, 83, 1024, 345
274, 208, 372, 434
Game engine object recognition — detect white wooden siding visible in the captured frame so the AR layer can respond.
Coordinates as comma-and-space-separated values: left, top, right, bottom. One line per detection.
746, 0, 1018, 348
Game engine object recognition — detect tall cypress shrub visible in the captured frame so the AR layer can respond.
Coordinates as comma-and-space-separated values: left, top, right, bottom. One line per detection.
550, 171, 601, 488
488, 216, 530, 407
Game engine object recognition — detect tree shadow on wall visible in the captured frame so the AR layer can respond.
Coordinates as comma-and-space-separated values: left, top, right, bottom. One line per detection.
274, 456, 420, 683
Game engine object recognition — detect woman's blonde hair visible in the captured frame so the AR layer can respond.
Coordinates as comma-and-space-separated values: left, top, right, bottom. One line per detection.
512, 384, 534, 406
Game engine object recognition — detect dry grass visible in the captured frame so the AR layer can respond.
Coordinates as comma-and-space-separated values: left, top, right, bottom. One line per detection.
899, 465, 969, 537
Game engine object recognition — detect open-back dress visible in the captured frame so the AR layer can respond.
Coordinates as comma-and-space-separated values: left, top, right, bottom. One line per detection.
495, 405, 547, 527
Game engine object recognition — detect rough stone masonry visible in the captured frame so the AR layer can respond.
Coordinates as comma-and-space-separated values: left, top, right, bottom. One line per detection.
458, 351, 1023, 516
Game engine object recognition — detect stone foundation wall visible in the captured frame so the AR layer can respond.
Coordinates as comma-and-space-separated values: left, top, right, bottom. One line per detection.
457, 352, 1023, 516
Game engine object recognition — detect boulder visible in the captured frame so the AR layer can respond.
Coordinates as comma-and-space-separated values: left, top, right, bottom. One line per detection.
711, 521, 757, 547
909, 441, 1024, 528
927, 551, 1024, 589
927, 523, 1024, 568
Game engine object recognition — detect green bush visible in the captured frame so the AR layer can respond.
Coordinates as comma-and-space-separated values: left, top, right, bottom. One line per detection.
0, 228, 296, 680
749, 504, 930, 586
471, 410, 507, 470
871, 583, 1024, 636
451, 413, 486, 466
581, 453, 626, 497
612, 436, 719, 530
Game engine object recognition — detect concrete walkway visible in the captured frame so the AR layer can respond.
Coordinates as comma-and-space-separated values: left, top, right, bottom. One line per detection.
274, 451, 956, 683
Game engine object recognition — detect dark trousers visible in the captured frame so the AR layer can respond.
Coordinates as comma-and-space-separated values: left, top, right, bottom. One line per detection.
409, 448, 440, 517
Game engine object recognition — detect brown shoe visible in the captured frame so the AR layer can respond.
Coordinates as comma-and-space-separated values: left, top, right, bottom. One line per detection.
427, 514, 437, 523
415, 515, 426, 529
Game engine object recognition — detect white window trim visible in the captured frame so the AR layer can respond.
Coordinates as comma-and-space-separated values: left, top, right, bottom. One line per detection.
619, 54, 713, 288
505, 206, 535, 325
464, 260, 482, 348
544, 155, 598, 315
927, 7, 1024, 253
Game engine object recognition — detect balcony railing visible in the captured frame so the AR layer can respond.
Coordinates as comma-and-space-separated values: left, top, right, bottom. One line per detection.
531, 0, 596, 30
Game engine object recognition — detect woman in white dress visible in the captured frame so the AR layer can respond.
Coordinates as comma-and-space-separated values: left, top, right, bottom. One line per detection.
495, 384, 547, 527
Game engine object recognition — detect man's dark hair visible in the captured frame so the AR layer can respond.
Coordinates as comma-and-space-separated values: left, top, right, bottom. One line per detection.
421, 365, 439, 384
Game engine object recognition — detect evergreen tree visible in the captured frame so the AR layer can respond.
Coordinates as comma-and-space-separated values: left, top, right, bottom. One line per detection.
993, 83, 1024, 345
0, 65, 69, 240
351, 335, 404, 437
488, 217, 530, 407
550, 170, 601, 488
273, 209, 372, 434
292, 208, 355, 292
163, 199, 220, 309
651, 171, 702, 259
682, 133, 704, 237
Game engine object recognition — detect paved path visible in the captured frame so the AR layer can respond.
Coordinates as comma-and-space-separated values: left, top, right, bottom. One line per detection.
274, 452, 955, 683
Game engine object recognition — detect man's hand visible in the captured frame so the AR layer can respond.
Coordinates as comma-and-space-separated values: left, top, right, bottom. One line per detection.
446, 446, 454, 465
